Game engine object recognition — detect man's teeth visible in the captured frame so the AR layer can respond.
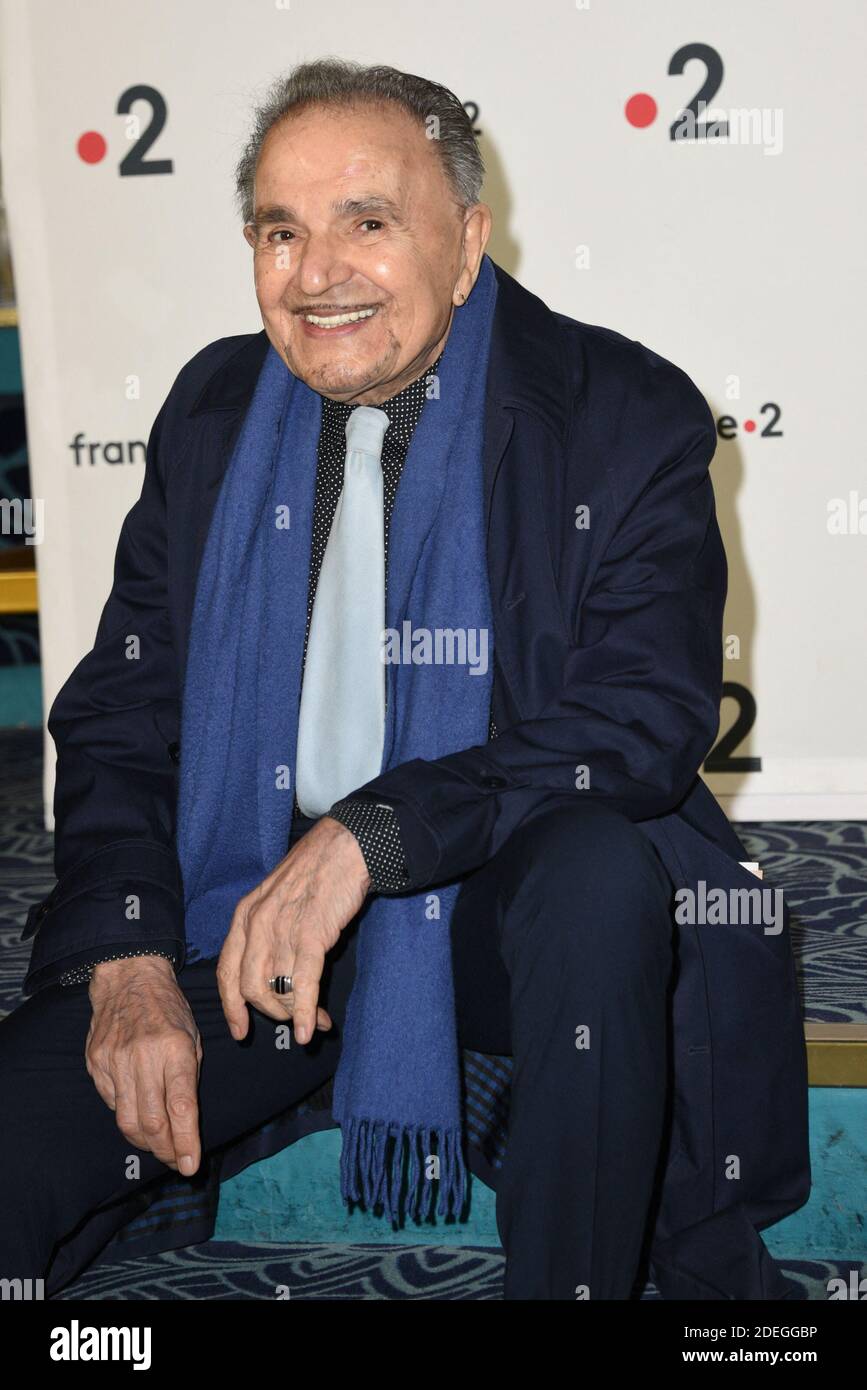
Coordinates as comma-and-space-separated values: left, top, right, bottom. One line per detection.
304, 308, 377, 328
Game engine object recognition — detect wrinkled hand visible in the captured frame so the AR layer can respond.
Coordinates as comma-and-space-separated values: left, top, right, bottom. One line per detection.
86, 955, 202, 1175
217, 816, 370, 1046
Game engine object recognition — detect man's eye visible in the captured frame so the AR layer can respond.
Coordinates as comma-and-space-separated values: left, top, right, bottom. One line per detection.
267, 229, 295, 243
359, 219, 384, 233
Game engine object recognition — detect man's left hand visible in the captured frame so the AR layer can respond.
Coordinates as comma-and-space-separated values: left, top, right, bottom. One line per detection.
217, 816, 370, 1045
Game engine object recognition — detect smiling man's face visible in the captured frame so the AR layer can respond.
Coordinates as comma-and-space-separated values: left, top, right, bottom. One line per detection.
243, 100, 491, 405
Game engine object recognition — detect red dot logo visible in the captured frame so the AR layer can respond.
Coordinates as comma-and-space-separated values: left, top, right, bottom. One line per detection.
625, 93, 657, 128
744, 419, 756, 433
77, 131, 107, 164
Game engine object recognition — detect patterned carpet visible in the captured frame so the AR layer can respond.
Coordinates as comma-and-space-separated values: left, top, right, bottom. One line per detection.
48, 1240, 865, 1303
734, 820, 867, 1027
2, 728, 865, 1299
53, 1242, 510, 1301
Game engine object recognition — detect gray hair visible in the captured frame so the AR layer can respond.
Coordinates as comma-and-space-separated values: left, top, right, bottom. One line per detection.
234, 57, 485, 224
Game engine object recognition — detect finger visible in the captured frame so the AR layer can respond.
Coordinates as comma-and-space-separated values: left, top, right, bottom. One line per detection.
217, 917, 250, 1040
164, 1056, 201, 1177
135, 1070, 179, 1167
241, 984, 296, 1023
85, 1027, 117, 1109
113, 1079, 153, 1157
87, 1054, 118, 1111
240, 935, 296, 1024
90, 1068, 118, 1112
316, 1007, 333, 1032
290, 943, 325, 1045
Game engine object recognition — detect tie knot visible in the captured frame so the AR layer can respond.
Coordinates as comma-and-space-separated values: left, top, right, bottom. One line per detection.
345, 405, 390, 458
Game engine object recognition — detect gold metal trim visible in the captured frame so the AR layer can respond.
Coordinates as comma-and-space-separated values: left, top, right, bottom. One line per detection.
0, 569, 38, 613
805, 1025, 867, 1086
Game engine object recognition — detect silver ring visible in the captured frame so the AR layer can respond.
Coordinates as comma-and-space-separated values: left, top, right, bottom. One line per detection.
268, 975, 293, 995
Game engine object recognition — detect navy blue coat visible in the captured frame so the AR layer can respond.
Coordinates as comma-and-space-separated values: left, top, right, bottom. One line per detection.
22, 260, 810, 1297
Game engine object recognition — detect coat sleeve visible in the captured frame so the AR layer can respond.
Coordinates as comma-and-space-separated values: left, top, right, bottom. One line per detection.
351, 413, 726, 889
21, 390, 189, 994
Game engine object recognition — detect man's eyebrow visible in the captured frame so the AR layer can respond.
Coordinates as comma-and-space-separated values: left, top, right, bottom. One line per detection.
250, 195, 404, 228
330, 195, 404, 220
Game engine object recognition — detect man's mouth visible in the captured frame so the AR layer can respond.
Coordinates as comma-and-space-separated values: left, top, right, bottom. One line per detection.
299, 306, 379, 329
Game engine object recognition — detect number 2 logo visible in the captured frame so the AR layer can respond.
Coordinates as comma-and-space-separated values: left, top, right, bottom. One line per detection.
118, 85, 173, 176
704, 683, 762, 774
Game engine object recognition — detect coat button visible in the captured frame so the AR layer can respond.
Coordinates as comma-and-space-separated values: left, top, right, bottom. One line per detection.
168, 741, 181, 765
481, 774, 507, 790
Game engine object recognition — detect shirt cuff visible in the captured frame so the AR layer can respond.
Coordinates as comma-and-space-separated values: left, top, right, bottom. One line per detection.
56, 946, 180, 987
327, 797, 412, 893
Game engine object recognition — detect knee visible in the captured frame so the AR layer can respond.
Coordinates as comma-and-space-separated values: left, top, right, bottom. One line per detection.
500, 800, 673, 967
512, 800, 668, 896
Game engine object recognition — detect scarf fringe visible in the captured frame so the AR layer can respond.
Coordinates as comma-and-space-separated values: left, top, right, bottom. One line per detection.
339, 1117, 468, 1224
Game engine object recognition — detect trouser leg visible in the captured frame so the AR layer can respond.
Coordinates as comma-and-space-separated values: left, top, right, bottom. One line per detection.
451, 800, 674, 1300
0, 924, 357, 1286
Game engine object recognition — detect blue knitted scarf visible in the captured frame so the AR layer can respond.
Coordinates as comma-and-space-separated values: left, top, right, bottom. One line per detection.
176, 255, 498, 1219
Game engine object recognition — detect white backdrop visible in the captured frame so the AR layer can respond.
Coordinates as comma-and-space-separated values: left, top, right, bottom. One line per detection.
1, 0, 865, 825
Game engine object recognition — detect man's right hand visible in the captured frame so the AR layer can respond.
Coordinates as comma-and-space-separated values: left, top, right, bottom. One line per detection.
85, 956, 202, 1176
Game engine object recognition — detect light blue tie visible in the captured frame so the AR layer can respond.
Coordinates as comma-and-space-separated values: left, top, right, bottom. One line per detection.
295, 405, 391, 818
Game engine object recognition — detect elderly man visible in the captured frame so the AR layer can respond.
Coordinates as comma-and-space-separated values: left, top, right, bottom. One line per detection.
1, 58, 808, 1301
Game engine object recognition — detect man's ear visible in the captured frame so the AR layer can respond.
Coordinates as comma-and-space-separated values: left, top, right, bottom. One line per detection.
461, 203, 494, 286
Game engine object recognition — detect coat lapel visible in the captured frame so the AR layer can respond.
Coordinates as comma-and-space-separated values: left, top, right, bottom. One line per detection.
481, 265, 576, 718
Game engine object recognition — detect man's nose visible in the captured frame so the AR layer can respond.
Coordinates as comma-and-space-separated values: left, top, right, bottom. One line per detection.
294, 231, 355, 299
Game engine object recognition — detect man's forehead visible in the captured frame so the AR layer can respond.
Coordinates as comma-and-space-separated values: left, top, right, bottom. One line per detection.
266, 102, 421, 147
258, 105, 429, 177
251, 108, 447, 224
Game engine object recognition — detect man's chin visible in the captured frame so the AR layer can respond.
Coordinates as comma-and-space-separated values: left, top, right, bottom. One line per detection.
290, 353, 393, 403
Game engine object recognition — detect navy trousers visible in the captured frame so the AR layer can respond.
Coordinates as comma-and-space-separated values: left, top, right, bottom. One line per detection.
0, 799, 674, 1300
